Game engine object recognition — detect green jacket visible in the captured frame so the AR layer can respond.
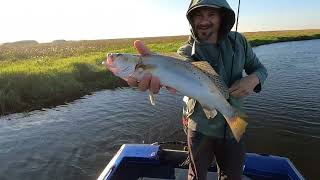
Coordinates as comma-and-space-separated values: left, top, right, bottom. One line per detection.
177, 0, 268, 139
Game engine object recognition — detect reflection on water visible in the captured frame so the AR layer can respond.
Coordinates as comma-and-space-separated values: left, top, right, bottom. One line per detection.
0, 39, 320, 179
0, 89, 184, 180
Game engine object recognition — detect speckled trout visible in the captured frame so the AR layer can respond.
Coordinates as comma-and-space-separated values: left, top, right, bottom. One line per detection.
104, 53, 247, 142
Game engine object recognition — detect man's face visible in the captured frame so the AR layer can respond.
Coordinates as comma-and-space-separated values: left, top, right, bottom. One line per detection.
191, 7, 221, 42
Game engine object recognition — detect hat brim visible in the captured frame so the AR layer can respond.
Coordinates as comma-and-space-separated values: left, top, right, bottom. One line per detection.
187, 4, 221, 16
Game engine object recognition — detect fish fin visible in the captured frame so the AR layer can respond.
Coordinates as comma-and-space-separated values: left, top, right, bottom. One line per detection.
149, 93, 156, 106
232, 104, 248, 119
191, 61, 219, 76
237, 110, 248, 119
203, 108, 218, 119
224, 116, 248, 142
191, 61, 229, 99
136, 64, 157, 72
130, 67, 145, 80
201, 104, 218, 119
130, 64, 157, 81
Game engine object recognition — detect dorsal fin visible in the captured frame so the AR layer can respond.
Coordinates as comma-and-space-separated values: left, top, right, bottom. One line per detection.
191, 61, 219, 76
191, 61, 229, 99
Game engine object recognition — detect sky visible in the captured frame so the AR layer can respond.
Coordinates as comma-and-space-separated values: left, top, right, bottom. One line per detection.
1, 0, 319, 43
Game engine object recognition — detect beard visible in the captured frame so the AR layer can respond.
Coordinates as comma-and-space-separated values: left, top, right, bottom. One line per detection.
195, 23, 217, 41
199, 31, 214, 40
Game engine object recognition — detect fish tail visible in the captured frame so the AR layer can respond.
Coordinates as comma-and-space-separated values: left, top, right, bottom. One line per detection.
225, 116, 248, 142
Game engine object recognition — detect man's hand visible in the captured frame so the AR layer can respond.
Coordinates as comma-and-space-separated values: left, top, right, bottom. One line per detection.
229, 74, 260, 98
127, 40, 176, 94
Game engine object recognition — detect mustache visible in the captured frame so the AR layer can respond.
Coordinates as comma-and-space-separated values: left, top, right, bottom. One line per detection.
195, 23, 214, 30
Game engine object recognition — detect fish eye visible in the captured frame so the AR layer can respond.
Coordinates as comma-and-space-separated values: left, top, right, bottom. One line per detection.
115, 53, 121, 57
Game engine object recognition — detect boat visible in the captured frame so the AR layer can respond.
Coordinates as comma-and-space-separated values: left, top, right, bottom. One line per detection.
97, 143, 304, 180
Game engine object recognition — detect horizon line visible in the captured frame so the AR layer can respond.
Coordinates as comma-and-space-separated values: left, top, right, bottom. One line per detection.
1, 28, 319, 45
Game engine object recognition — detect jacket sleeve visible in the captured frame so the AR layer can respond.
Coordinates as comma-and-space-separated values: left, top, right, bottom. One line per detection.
177, 43, 194, 62
240, 34, 268, 93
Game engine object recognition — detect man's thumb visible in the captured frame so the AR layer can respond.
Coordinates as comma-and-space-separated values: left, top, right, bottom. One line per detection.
134, 40, 152, 55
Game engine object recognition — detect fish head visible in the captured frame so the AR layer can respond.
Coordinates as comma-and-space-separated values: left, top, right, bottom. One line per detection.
105, 53, 141, 79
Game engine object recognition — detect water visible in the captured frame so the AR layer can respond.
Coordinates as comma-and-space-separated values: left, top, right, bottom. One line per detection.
0, 90, 184, 180
243, 40, 320, 179
0, 39, 320, 179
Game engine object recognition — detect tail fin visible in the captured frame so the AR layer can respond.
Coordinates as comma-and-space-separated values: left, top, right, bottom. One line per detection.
224, 116, 248, 142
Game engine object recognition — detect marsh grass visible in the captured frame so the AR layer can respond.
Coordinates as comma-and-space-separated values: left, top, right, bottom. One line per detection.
244, 29, 320, 46
0, 29, 319, 115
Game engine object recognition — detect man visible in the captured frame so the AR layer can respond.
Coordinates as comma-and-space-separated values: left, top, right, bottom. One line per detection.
127, 0, 268, 179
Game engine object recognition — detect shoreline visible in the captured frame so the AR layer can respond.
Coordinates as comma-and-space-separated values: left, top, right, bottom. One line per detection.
1, 30, 320, 116
249, 34, 320, 47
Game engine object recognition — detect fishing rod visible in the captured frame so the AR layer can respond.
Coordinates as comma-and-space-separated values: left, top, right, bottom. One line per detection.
224, 0, 241, 131
221, 0, 241, 178
224, 0, 241, 139
230, 0, 241, 84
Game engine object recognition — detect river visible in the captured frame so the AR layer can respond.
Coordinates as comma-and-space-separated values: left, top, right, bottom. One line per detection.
0, 39, 319, 179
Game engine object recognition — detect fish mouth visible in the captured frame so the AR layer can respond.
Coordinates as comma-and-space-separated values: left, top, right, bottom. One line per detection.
104, 59, 118, 73
106, 64, 132, 76
105, 53, 120, 73
104, 53, 133, 76
107, 62, 130, 69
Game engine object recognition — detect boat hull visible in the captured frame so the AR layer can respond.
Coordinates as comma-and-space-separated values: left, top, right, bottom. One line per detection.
97, 144, 304, 180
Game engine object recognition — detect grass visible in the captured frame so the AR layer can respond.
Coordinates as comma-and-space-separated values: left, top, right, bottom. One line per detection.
0, 54, 126, 115
0, 36, 187, 61
244, 29, 320, 46
0, 29, 320, 115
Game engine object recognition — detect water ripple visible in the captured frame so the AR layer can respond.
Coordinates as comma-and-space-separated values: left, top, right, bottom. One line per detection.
1, 40, 320, 179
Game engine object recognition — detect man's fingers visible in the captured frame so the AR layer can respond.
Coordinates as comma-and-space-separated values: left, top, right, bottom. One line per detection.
230, 89, 243, 98
229, 80, 240, 92
229, 86, 238, 93
127, 77, 138, 87
150, 76, 160, 94
134, 40, 152, 55
138, 74, 152, 91
129, 74, 175, 94
231, 89, 250, 98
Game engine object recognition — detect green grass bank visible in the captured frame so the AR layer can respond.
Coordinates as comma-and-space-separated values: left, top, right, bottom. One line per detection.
1, 29, 320, 115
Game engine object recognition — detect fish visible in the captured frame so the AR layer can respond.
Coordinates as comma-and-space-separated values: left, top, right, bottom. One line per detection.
104, 53, 247, 142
